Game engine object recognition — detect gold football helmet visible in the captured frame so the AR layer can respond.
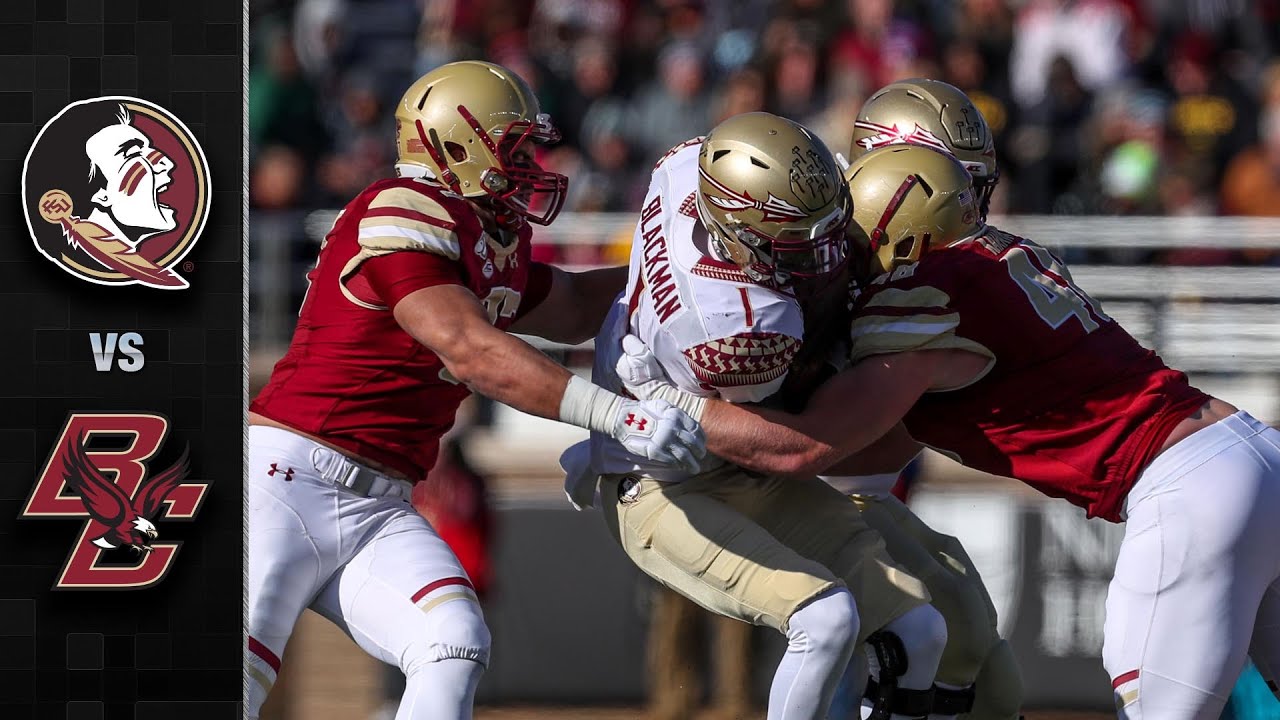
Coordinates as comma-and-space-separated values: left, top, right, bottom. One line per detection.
395, 60, 568, 225
845, 145, 981, 278
849, 78, 998, 217
696, 112, 850, 288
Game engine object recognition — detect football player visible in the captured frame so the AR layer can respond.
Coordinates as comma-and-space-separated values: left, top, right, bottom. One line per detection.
245, 61, 704, 720
832, 79, 1022, 720
561, 112, 951, 720
618, 144, 1280, 720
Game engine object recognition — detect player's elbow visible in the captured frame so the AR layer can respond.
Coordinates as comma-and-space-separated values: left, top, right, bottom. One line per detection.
427, 326, 488, 387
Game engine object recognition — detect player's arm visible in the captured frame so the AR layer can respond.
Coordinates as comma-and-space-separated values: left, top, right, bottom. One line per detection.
696, 348, 986, 478
618, 282, 993, 477
820, 422, 922, 477
341, 222, 702, 471
394, 283, 575, 416
508, 264, 628, 344
392, 283, 702, 470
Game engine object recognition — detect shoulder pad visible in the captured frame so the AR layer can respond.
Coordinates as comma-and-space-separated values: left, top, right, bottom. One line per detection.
653, 136, 704, 171
356, 185, 462, 260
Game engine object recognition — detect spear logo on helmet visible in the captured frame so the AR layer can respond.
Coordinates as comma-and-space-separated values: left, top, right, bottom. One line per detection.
698, 166, 808, 224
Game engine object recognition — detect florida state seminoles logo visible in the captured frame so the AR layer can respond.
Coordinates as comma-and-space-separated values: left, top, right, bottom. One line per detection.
21, 413, 210, 590
21, 97, 211, 289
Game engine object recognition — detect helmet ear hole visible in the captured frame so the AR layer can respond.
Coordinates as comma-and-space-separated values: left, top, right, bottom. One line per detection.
895, 237, 916, 259
445, 141, 468, 162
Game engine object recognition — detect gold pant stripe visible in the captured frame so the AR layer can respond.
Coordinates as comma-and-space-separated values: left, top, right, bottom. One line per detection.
418, 590, 477, 615
246, 664, 274, 695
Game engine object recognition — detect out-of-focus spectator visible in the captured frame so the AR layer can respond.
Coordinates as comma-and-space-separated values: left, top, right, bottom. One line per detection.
250, 27, 330, 159
713, 67, 767, 124
251, 0, 1280, 265
316, 72, 395, 201
1010, 0, 1134, 110
251, 146, 307, 210
808, 68, 866, 154
1010, 55, 1094, 213
558, 36, 623, 149
1163, 31, 1258, 199
291, 0, 344, 80
772, 41, 825, 122
1222, 107, 1280, 217
829, 0, 924, 91
626, 42, 712, 163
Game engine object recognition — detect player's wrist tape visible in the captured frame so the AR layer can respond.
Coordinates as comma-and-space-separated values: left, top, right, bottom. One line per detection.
559, 375, 625, 434
645, 384, 707, 423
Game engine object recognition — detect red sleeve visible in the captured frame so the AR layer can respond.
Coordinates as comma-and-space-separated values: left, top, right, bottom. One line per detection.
351, 251, 464, 309
513, 261, 555, 320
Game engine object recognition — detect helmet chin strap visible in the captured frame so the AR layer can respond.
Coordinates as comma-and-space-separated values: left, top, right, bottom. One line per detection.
464, 195, 522, 234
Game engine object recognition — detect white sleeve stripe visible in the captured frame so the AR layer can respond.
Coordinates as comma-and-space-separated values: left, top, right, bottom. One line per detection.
357, 225, 460, 259
849, 318, 958, 339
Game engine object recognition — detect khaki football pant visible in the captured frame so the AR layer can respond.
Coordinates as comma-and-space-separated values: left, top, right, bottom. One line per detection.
599, 468, 928, 640
850, 492, 1023, 720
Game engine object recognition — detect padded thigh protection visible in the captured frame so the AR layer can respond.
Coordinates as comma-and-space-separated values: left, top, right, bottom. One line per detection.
853, 493, 1002, 686
967, 639, 1024, 720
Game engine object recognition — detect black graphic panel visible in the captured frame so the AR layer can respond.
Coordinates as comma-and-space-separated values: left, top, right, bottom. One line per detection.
0, 1, 244, 718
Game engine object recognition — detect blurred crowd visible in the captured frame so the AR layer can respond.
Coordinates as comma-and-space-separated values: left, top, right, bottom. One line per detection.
248, 0, 1280, 284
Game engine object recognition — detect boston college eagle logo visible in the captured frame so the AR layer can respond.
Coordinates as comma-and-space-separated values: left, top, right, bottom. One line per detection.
21, 413, 209, 590
21, 97, 211, 289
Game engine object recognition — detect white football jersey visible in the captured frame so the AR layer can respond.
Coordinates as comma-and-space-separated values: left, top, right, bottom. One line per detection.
578, 138, 806, 487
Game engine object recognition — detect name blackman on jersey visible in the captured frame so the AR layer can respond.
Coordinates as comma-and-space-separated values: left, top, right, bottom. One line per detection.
20, 413, 210, 590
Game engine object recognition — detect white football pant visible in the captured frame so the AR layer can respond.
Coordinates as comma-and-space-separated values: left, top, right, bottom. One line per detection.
1104, 411, 1280, 719
244, 426, 489, 720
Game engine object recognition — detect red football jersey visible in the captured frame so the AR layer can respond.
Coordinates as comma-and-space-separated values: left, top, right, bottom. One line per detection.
849, 227, 1208, 521
252, 176, 551, 481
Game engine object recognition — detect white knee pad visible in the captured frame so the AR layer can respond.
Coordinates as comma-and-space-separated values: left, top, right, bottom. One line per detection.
404, 599, 492, 677
860, 605, 948, 719
787, 587, 861, 657
883, 604, 948, 681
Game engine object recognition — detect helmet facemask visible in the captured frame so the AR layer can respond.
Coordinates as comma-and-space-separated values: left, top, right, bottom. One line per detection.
417, 106, 568, 226
698, 191, 850, 296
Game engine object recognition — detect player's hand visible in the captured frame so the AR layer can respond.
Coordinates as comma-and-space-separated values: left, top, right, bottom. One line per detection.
611, 398, 706, 473
615, 335, 700, 409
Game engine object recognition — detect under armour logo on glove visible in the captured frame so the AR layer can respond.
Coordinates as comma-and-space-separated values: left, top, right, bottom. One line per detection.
612, 398, 705, 473
267, 463, 295, 481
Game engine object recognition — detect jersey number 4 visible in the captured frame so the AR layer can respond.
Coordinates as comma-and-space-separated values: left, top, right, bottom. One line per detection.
999, 241, 1109, 332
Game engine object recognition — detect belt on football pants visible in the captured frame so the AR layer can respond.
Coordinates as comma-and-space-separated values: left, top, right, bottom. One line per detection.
309, 445, 412, 501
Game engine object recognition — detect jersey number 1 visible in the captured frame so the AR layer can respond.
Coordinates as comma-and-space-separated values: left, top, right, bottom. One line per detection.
1000, 243, 1109, 332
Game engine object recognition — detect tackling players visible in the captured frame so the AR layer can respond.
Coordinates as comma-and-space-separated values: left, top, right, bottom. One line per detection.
619, 142, 1280, 719
831, 79, 1022, 720
562, 112, 951, 720
244, 61, 704, 720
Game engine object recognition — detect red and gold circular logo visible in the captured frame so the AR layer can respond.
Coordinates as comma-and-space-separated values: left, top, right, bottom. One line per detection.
22, 96, 211, 289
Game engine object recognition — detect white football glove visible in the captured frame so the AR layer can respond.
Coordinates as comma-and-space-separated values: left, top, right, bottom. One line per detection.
559, 375, 706, 473
610, 397, 706, 473
615, 335, 708, 422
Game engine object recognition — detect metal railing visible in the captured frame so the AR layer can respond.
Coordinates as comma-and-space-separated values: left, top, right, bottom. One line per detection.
252, 213, 1280, 371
